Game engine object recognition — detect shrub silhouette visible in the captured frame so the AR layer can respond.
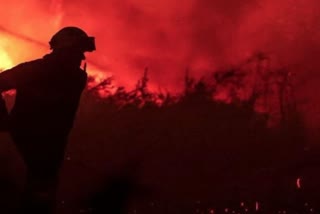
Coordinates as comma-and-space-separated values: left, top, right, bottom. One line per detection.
60, 53, 314, 214
1, 53, 317, 213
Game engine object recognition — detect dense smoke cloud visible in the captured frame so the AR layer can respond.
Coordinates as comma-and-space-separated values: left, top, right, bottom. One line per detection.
59, 0, 320, 90
0, 0, 320, 136
1, 0, 319, 87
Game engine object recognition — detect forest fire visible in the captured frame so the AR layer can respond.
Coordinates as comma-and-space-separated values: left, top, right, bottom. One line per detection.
0, 24, 297, 126
1, 0, 319, 88
0, 0, 318, 121
0, 1, 320, 212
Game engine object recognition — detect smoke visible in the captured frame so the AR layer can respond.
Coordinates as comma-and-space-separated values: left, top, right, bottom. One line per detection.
1, 0, 320, 137
1, 0, 319, 86
58, 0, 320, 89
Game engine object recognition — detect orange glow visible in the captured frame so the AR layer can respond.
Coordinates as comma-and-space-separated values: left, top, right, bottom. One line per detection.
0, 0, 319, 87
0, 0, 319, 132
0, 47, 13, 70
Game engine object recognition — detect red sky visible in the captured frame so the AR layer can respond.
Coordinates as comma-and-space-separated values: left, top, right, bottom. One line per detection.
0, 0, 320, 140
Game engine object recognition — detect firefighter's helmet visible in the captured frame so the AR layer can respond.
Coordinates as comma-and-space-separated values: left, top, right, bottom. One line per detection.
49, 26, 96, 52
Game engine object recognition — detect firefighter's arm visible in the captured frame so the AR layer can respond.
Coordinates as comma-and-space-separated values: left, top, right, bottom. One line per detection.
0, 63, 30, 92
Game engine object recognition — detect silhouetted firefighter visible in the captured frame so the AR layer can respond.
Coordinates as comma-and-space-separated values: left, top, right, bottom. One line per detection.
0, 26, 95, 213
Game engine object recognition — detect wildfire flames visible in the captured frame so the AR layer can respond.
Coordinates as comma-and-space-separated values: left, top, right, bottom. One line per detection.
1, 1, 320, 211
0, 0, 320, 133
0, 48, 13, 70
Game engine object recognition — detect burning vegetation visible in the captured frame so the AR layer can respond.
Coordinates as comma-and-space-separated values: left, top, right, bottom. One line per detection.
0, 36, 318, 211
85, 52, 299, 127
39, 53, 320, 214
0, 0, 320, 212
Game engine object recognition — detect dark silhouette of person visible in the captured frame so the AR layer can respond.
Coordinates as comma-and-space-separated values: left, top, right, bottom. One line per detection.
0, 26, 95, 213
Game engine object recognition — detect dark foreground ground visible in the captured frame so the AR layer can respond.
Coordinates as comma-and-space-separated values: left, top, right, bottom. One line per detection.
0, 69, 320, 213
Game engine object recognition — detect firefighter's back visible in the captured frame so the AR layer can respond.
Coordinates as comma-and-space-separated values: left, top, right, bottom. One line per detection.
10, 54, 87, 137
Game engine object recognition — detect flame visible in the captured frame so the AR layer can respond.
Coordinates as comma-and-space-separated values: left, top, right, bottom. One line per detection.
0, 41, 15, 96
0, 32, 14, 70
0, 48, 13, 70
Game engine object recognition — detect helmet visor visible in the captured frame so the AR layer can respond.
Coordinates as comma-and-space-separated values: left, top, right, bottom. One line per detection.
83, 37, 96, 52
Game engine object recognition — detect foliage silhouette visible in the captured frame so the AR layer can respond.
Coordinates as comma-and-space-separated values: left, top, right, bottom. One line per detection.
58, 53, 315, 214
1, 53, 317, 213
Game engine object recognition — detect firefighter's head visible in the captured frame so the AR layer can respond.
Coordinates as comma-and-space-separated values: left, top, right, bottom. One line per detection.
49, 26, 95, 52
49, 26, 95, 66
